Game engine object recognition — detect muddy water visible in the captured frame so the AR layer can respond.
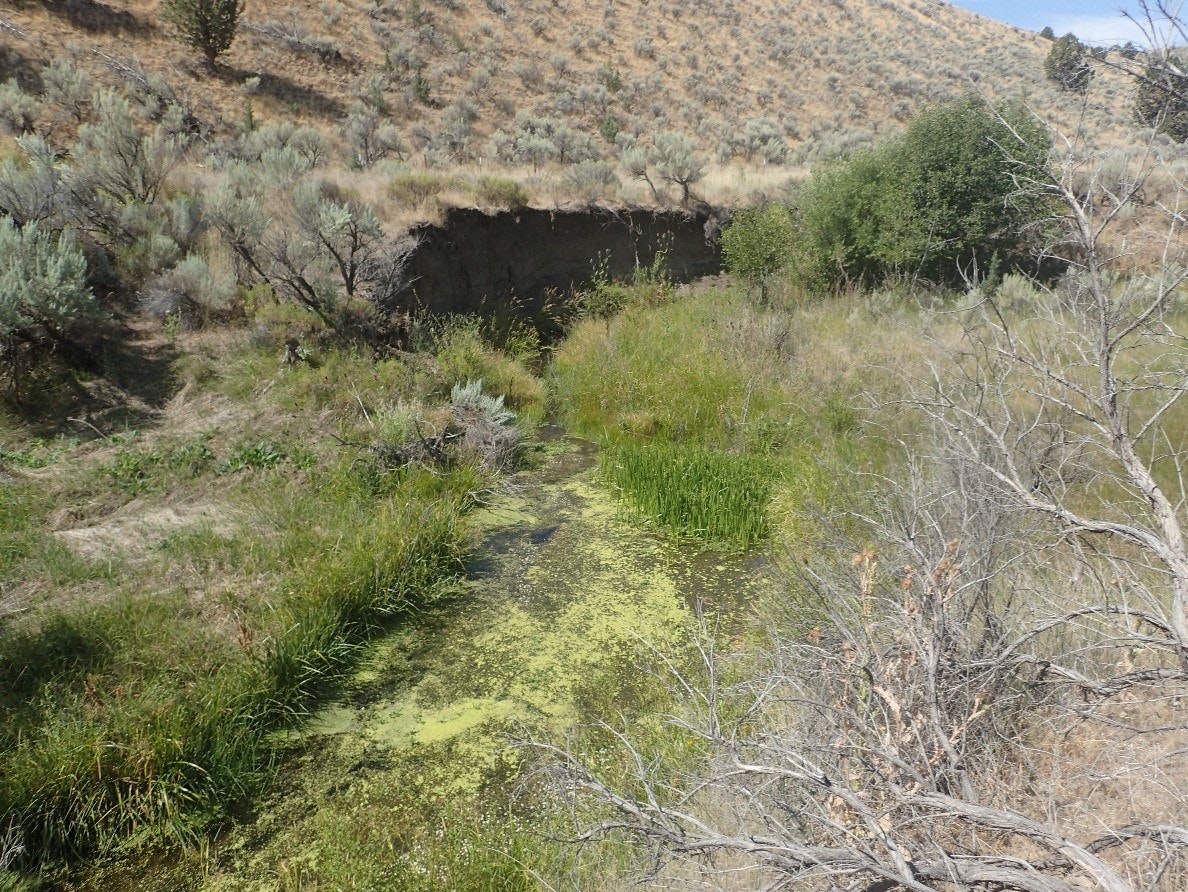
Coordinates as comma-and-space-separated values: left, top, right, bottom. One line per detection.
199, 434, 773, 886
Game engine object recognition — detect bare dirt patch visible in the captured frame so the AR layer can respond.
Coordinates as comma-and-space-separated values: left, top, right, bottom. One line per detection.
54, 500, 238, 563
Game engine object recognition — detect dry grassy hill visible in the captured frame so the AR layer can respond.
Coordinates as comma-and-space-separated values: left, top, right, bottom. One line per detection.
2, 0, 1135, 174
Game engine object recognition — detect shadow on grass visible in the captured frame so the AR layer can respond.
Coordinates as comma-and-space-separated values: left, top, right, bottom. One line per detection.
0, 613, 111, 715
2, 316, 179, 438
215, 65, 346, 119
39, 0, 153, 36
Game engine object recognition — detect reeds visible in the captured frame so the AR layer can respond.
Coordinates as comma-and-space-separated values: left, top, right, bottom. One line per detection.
601, 441, 772, 549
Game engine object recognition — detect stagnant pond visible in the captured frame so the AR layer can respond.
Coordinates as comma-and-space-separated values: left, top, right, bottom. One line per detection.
88, 433, 773, 888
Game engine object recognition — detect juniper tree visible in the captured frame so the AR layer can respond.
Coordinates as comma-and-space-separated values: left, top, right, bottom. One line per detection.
1044, 32, 1093, 93
162, 0, 245, 66
1134, 53, 1188, 142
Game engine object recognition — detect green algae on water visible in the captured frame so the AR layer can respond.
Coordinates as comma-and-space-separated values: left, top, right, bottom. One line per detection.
193, 442, 774, 890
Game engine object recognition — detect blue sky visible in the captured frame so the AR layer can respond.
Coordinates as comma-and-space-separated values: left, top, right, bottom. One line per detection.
951, 1, 1156, 44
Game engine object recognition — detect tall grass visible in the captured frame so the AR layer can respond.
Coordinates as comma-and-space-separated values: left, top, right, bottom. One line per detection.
550, 287, 903, 550
601, 441, 772, 549
551, 289, 784, 449
0, 464, 472, 864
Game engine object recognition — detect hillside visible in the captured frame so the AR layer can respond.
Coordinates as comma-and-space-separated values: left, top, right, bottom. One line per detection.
2, 0, 1134, 172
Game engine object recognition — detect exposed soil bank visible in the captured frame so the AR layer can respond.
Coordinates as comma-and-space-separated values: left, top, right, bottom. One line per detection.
397, 206, 726, 318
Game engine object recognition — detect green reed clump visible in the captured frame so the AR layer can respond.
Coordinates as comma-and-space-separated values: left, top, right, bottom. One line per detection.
601, 441, 773, 549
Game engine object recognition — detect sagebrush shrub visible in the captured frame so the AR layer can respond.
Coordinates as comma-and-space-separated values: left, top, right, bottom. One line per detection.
562, 160, 620, 201
0, 81, 37, 135
0, 219, 94, 382
139, 254, 236, 321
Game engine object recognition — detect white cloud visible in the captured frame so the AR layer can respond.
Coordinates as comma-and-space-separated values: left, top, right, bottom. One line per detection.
1048, 14, 1152, 46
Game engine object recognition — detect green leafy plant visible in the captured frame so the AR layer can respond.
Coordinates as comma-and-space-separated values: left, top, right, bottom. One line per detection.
0, 436, 78, 469
721, 204, 795, 303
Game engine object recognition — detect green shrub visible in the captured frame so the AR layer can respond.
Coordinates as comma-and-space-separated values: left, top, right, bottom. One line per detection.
472, 176, 529, 209
161, 0, 245, 64
721, 204, 796, 299
793, 97, 1052, 288
218, 440, 314, 473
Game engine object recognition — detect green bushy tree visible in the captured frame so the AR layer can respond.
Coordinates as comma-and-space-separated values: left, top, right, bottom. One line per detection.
721, 204, 795, 302
794, 149, 887, 288
794, 98, 1051, 288
1134, 53, 1188, 142
1044, 32, 1093, 93
162, 0, 245, 65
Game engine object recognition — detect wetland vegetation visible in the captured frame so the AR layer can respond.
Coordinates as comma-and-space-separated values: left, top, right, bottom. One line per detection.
2, 4, 1188, 887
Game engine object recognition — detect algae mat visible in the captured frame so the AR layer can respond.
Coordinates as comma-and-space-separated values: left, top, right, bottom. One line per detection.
198, 439, 773, 889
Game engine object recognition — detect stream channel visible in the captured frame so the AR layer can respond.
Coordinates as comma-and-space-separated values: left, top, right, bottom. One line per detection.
188, 430, 774, 886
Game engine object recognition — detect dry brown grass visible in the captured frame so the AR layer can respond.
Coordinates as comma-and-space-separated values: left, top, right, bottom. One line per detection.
0, 0, 1140, 173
